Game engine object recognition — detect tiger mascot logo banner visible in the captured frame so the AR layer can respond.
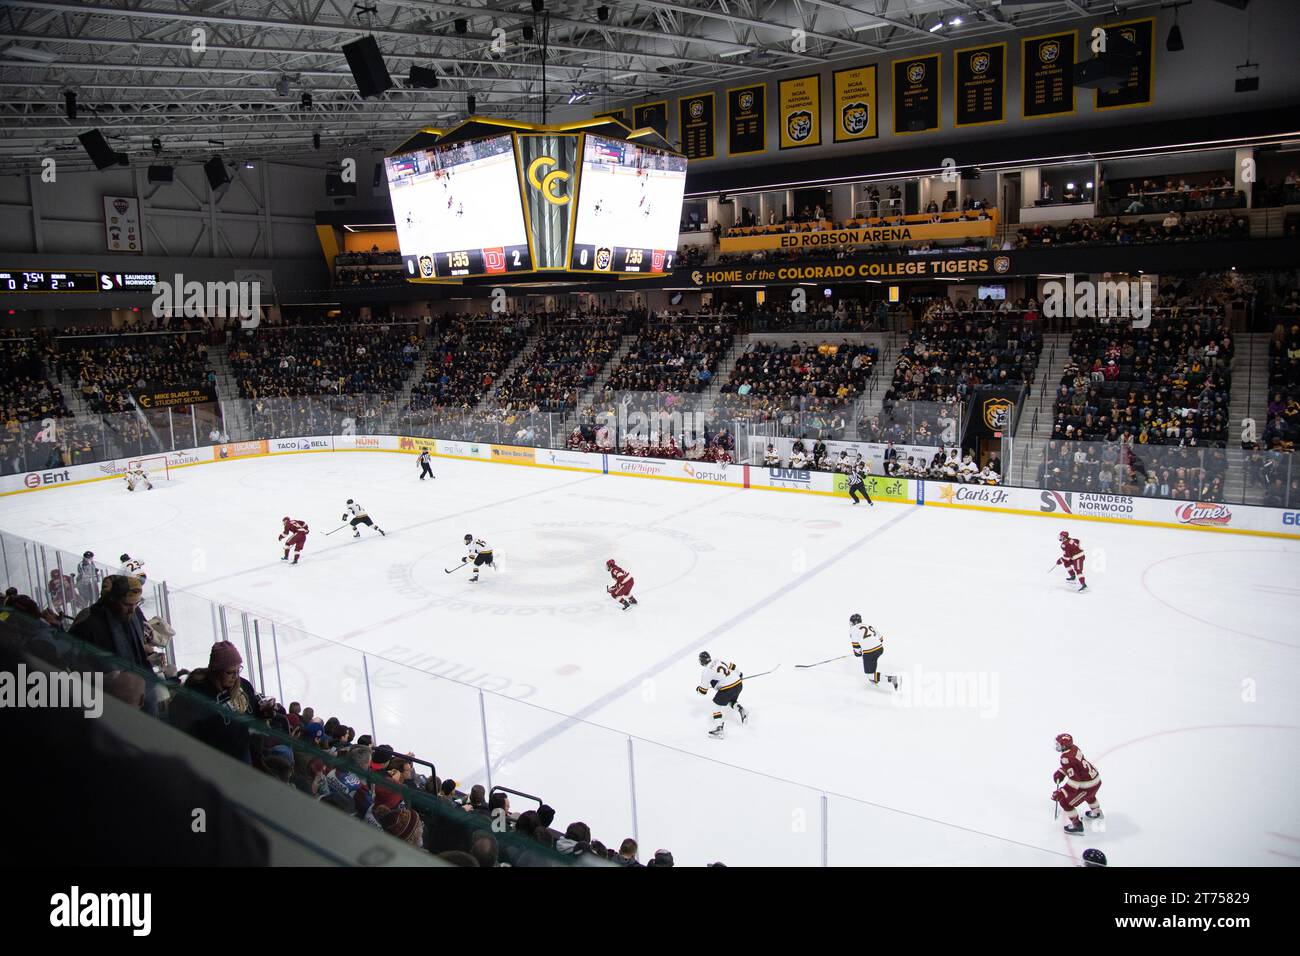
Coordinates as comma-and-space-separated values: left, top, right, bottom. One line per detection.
787, 110, 813, 142
841, 102, 869, 135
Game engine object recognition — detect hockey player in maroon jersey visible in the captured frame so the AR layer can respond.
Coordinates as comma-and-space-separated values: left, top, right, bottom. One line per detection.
1050, 733, 1104, 835
1056, 531, 1088, 591
279, 516, 309, 565
606, 559, 638, 611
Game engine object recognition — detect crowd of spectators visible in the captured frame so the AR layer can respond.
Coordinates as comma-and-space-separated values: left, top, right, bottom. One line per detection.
0, 587, 690, 867
409, 316, 531, 412
1105, 176, 1243, 215
1016, 211, 1248, 249
1037, 440, 1229, 501
229, 322, 417, 400
602, 318, 734, 396
493, 317, 626, 412
881, 300, 1042, 411
1264, 315, 1300, 453
60, 331, 213, 414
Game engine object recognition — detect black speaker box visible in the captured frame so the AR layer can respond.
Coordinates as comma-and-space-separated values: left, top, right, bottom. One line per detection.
204, 156, 231, 189
78, 129, 118, 170
147, 165, 174, 183
342, 35, 393, 98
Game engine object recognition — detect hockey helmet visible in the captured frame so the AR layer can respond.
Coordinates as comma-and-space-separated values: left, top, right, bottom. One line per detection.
1059, 530, 1069, 540
849, 613, 862, 625
1055, 732, 1073, 752
1081, 848, 1107, 867
606, 559, 617, 569
83, 551, 93, 559
283, 516, 290, 523
347, 498, 354, 504
698, 651, 711, 666
120, 554, 130, 562
464, 533, 473, 544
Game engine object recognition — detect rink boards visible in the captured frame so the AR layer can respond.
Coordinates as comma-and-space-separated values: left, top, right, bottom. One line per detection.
4, 433, 1298, 540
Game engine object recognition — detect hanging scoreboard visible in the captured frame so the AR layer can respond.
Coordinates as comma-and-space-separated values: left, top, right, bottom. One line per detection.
385, 134, 534, 280
569, 134, 687, 275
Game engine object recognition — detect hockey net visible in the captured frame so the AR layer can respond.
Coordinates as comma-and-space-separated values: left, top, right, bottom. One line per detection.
99, 455, 172, 480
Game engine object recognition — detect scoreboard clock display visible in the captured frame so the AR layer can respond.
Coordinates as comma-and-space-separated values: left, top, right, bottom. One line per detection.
385, 134, 534, 280
569, 134, 686, 275
0, 270, 99, 292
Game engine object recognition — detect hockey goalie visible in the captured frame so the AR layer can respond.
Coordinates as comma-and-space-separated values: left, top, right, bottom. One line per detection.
124, 463, 153, 492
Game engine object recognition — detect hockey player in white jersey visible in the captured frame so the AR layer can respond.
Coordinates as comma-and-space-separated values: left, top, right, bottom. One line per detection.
342, 499, 386, 538
119, 553, 146, 582
696, 651, 748, 739
124, 463, 153, 491
850, 613, 899, 690
462, 533, 495, 582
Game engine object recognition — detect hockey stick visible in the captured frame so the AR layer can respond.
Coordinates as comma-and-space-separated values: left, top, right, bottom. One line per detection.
444, 561, 468, 574
1047, 561, 1059, 574
324, 524, 350, 537
796, 655, 848, 669
741, 665, 781, 680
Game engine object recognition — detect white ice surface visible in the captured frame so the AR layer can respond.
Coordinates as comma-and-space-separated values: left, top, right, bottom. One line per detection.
3, 451, 1298, 867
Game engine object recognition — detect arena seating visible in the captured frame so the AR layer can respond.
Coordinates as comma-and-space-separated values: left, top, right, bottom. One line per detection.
493, 317, 625, 412
409, 317, 531, 412
602, 317, 734, 396
1016, 211, 1247, 248
61, 330, 213, 414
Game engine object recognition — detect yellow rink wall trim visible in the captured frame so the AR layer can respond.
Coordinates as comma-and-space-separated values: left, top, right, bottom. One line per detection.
4, 438, 1297, 540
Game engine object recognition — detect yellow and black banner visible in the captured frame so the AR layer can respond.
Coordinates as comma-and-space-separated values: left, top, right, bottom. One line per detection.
831, 65, 878, 143
633, 100, 669, 137
954, 43, 1006, 127
726, 84, 766, 156
678, 92, 716, 160
594, 108, 628, 125
1096, 18, 1155, 111
719, 216, 997, 253
133, 385, 218, 410
1022, 31, 1077, 119
892, 54, 940, 134
690, 250, 1018, 287
778, 75, 822, 149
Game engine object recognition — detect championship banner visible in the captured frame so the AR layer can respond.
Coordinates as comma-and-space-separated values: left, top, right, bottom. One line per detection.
718, 216, 997, 253
690, 250, 1017, 287
727, 84, 766, 156
133, 385, 219, 410
778, 75, 822, 149
678, 92, 716, 160
954, 43, 1006, 127
1022, 31, 1077, 119
892, 54, 940, 134
515, 132, 579, 270
103, 196, 142, 253
594, 109, 628, 125
633, 101, 669, 137
832, 66, 878, 143
1095, 18, 1155, 111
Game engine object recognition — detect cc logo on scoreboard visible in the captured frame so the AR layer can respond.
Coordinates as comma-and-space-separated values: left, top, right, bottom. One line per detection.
527, 156, 570, 206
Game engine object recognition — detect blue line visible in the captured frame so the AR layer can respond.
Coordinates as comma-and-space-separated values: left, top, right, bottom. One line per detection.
490, 503, 919, 773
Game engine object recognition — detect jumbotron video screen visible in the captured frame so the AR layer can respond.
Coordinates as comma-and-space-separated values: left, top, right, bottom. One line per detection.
569, 134, 687, 274
385, 134, 534, 280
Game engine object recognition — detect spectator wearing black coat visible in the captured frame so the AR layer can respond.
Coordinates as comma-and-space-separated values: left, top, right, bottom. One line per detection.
169, 640, 259, 763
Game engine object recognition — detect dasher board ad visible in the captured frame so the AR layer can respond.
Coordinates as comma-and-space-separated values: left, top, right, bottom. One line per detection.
385, 134, 533, 280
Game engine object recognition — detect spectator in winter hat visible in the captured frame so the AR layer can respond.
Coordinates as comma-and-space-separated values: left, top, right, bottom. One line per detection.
169, 640, 258, 762
369, 744, 394, 773
648, 849, 675, 867
375, 804, 423, 848
70, 575, 151, 672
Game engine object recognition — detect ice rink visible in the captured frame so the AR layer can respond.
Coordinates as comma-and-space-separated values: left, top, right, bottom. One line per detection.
3, 450, 1299, 867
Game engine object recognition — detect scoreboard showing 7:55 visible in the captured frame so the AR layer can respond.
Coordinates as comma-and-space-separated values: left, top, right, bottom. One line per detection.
569, 134, 686, 275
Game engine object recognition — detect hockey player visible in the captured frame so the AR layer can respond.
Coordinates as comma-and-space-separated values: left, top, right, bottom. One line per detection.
280, 516, 309, 564
696, 651, 747, 739
343, 499, 386, 538
75, 551, 101, 606
462, 534, 495, 582
47, 567, 79, 616
119, 553, 146, 582
1051, 733, 1104, 835
1056, 531, 1088, 591
763, 444, 781, 467
850, 613, 899, 689
124, 462, 153, 492
417, 450, 435, 481
606, 559, 638, 611
847, 460, 874, 506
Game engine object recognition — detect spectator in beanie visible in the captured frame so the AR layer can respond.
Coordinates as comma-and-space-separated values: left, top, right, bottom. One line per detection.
375, 804, 423, 848
168, 641, 259, 762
